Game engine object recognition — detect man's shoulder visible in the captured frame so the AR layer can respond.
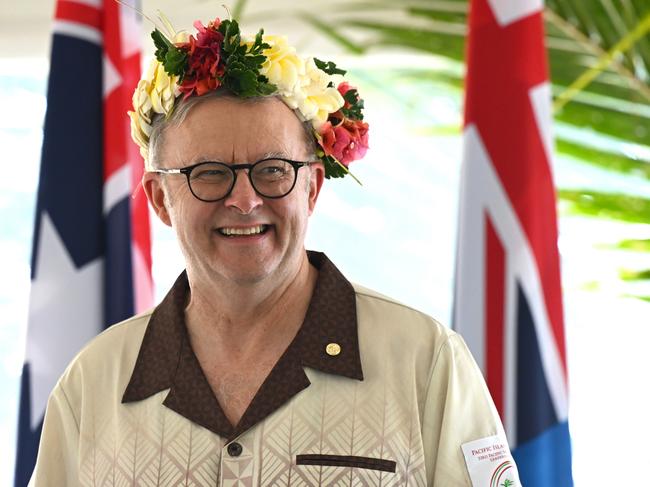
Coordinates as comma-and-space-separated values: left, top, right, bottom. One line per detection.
59, 310, 153, 388
81, 310, 153, 357
352, 282, 455, 344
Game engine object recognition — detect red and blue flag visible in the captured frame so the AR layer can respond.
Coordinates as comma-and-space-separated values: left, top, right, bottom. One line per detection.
454, 0, 573, 485
13, 1, 151, 484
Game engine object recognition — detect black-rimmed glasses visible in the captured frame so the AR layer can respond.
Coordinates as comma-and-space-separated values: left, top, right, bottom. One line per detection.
149, 158, 313, 202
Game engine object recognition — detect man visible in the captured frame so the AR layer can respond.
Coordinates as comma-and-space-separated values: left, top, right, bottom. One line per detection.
31, 18, 519, 486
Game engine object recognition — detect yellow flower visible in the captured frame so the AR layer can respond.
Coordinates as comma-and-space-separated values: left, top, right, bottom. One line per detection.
128, 58, 181, 160
258, 35, 305, 95
285, 58, 344, 129
128, 110, 150, 160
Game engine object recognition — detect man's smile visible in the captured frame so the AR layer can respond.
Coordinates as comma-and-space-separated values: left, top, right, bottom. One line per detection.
217, 224, 271, 237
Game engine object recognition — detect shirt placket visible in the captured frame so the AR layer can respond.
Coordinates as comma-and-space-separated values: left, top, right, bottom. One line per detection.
220, 434, 256, 487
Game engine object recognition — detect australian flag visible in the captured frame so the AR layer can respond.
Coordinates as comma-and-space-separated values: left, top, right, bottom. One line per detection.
13, 1, 152, 485
454, 0, 573, 485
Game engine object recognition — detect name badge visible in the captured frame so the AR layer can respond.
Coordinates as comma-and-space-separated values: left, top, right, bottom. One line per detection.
461, 434, 521, 486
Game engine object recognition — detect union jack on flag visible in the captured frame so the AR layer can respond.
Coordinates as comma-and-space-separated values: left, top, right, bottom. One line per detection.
454, 0, 573, 485
13, 1, 151, 485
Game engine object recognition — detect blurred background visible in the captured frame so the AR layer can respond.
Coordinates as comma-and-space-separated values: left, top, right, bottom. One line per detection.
1, 0, 650, 485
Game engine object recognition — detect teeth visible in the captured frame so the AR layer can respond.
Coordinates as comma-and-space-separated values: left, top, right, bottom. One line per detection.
220, 225, 267, 236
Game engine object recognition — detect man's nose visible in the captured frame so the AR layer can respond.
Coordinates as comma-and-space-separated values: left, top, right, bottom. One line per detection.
223, 170, 263, 214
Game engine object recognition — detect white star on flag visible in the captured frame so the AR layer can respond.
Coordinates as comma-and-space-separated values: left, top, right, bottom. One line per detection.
25, 213, 103, 429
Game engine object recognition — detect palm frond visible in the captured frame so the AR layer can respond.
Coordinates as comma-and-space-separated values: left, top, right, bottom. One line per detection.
611, 238, 650, 251
544, 8, 650, 103
558, 189, 650, 223
556, 139, 650, 179
299, 14, 366, 54
620, 268, 650, 280
232, 0, 249, 21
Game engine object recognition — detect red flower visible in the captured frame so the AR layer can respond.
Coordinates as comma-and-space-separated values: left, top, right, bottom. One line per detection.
337, 81, 351, 95
319, 117, 369, 167
337, 82, 356, 109
178, 19, 226, 98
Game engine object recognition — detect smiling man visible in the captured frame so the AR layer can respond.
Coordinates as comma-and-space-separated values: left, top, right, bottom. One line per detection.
31, 18, 520, 487
143, 95, 324, 428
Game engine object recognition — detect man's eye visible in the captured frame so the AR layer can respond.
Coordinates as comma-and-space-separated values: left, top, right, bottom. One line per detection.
261, 166, 287, 175
192, 167, 229, 179
256, 160, 291, 177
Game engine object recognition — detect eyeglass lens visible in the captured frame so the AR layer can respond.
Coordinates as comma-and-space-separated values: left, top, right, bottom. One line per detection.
188, 160, 297, 201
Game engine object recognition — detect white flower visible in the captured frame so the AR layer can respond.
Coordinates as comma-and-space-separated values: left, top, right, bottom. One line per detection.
258, 35, 305, 95
285, 58, 344, 129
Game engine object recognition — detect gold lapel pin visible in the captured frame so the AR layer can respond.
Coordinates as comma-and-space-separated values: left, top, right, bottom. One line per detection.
326, 343, 341, 356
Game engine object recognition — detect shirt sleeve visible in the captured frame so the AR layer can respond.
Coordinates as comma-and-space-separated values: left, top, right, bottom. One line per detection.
30, 382, 80, 487
421, 333, 511, 486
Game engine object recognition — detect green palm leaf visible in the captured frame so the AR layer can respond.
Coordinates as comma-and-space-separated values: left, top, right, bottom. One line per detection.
559, 189, 650, 223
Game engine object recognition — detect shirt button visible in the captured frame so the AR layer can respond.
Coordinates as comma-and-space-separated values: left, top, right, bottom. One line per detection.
227, 442, 243, 457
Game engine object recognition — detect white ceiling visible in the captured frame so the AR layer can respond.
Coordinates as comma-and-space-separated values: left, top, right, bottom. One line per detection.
0, 0, 380, 59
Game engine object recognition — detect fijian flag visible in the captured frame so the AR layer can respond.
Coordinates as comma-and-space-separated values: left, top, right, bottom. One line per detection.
14, 1, 152, 485
453, 0, 573, 485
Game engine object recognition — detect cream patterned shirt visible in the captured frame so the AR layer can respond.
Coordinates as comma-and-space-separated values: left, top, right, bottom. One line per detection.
31, 252, 510, 486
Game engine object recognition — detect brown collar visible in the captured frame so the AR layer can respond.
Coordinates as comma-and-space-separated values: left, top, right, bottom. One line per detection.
122, 251, 363, 440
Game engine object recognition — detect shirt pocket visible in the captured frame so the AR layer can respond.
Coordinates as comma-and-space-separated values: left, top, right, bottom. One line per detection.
296, 454, 396, 473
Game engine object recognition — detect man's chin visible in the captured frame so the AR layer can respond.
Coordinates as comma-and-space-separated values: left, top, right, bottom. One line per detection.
222, 270, 271, 286
212, 260, 277, 286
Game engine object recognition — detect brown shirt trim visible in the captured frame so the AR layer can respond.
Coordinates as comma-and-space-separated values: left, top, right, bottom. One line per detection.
122, 251, 363, 440
296, 454, 397, 473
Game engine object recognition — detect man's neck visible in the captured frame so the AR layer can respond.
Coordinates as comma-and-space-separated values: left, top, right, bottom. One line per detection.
184, 251, 317, 360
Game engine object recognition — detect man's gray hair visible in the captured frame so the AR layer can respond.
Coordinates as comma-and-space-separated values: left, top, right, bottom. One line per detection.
147, 89, 317, 170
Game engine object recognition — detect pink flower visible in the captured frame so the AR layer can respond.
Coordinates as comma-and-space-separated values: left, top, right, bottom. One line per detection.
319, 118, 369, 166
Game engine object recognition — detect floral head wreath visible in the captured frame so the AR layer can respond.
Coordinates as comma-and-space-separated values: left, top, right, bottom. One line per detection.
129, 15, 369, 181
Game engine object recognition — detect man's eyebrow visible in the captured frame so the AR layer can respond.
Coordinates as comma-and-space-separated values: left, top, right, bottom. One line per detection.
260, 151, 292, 160
190, 151, 292, 164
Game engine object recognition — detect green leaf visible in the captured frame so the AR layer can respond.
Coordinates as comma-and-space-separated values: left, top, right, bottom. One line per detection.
322, 155, 349, 179
406, 6, 468, 24
619, 268, 650, 281
555, 139, 650, 180
314, 57, 347, 76
164, 47, 187, 76
343, 89, 358, 105
612, 239, 650, 252
214, 20, 277, 97
393, 68, 464, 89
219, 19, 240, 54
558, 189, 650, 223
250, 29, 270, 55
623, 294, 650, 302
413, 124, 463, 136
341, 88, 365, 120
257, 81, 277, 96
151, 29, 187, 76
340, 19, 466, 61
299, 13, 365, 54
232, 0, 249, 21
151, 29, 173, 63
225, 66, 258, 96
555, 99, 650, 147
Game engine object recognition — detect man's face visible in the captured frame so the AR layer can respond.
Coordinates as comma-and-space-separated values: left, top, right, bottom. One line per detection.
143, 96, 324, 287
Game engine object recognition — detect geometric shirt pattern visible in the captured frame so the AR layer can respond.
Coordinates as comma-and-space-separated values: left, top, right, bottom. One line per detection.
31, 252, 508, 486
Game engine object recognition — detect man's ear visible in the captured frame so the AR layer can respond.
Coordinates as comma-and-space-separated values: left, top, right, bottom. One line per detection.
142, 171, 172, 227
307, 163, 325, 215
